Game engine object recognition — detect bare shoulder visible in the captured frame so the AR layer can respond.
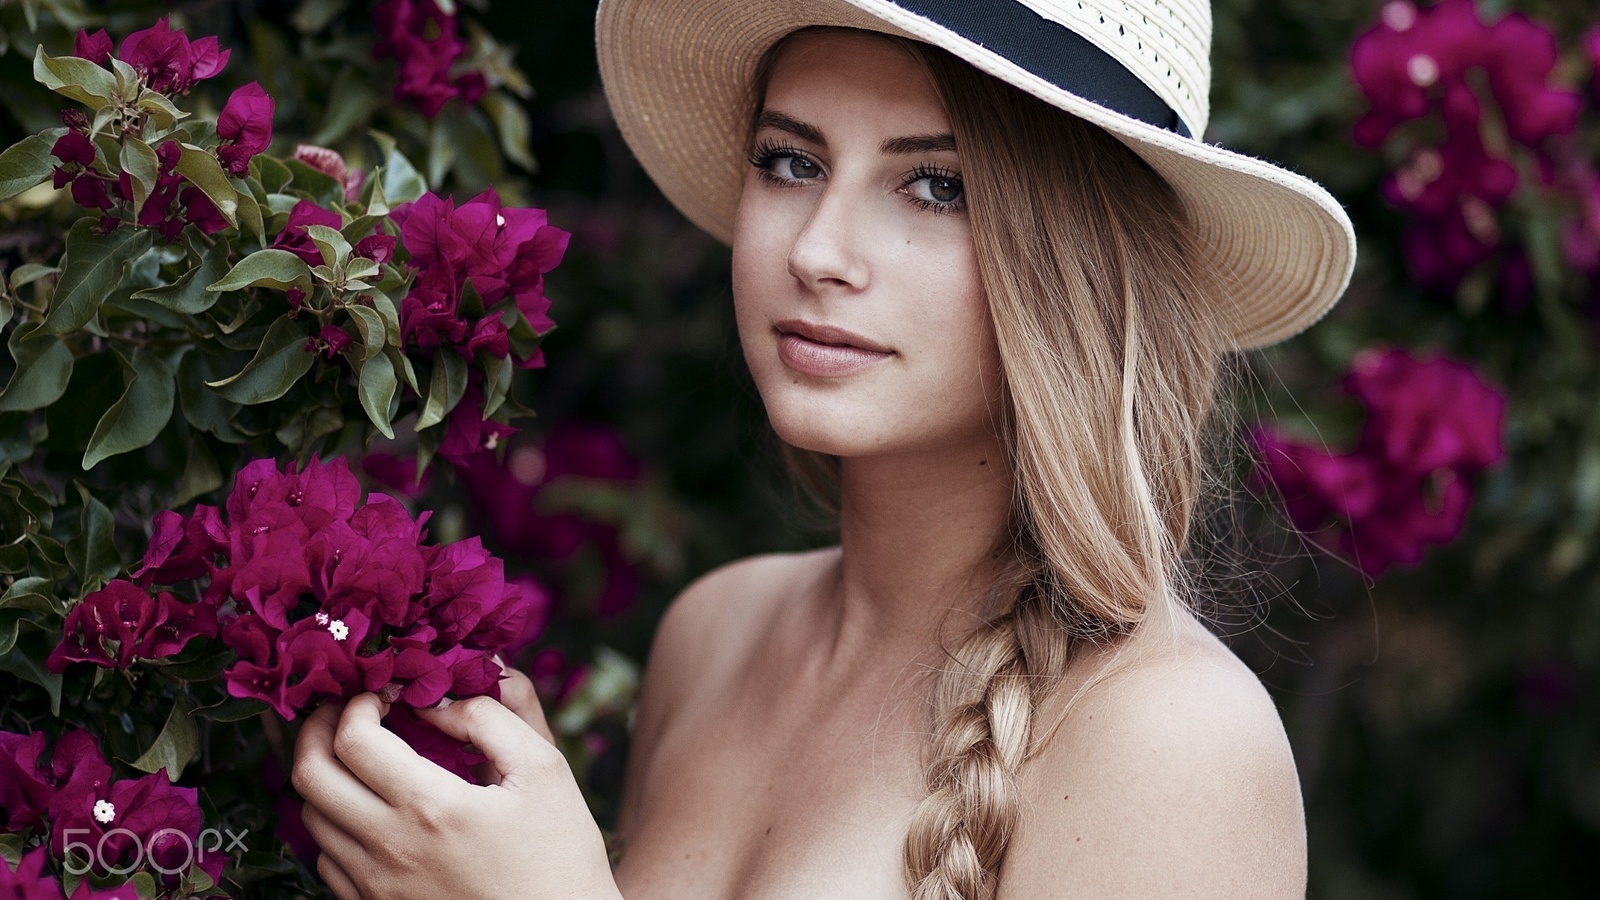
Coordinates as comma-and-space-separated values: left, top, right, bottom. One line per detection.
615, 548, 837, 833
1001, 613, 1305, 899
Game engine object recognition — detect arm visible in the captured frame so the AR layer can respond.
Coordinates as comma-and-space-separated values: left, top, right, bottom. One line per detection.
292, 687, 621, 900
998, 648, 1307, 899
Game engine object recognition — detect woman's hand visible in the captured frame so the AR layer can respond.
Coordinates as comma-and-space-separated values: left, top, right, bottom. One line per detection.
291, 669, 618, 900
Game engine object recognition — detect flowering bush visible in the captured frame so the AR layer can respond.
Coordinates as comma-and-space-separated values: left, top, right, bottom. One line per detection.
0, 4, 635, 898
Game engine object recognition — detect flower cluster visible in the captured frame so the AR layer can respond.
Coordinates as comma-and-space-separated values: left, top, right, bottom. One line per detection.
117, 456, 541, 722
371, 0, 487, 118
74, 19, 228, 95
1351, 0, 1582, 289
45, 581, 215, 671
1255, 349, 1506, 576
0, 730, 223, 894
388, 189, 567, 460
47, 23, 275, 239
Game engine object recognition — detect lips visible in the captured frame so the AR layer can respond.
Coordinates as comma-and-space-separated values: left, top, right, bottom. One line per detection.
773, 319, 893, 377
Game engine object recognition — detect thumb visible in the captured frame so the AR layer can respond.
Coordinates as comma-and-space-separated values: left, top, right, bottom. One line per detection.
413, 696, 556, 789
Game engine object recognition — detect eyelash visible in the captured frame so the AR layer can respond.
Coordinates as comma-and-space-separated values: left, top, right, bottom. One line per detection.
746, 140, 966, 215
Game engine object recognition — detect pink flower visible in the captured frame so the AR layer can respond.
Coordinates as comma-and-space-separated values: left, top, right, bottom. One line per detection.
308, 324, 353, 359
438, 380, 517, 465
271, 200, 342, 266
0, 731, 51, 834
391, 189, 567, 366
1345, 348, 1506, 476
371, 0, 486, 118
144, 456, 540, 722
42, 732, 225, 890
1352, 1, 1579, 149
360, 451, 432, 497
73, 28, 113, 66
115, 19, 230, 95
45, 580, 217, 671
216, 81, 274, 177
50, 131, 94, 168
1254, 349, 1505, 577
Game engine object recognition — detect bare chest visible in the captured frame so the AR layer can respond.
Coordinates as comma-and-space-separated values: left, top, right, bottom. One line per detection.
614, 674, 929, 900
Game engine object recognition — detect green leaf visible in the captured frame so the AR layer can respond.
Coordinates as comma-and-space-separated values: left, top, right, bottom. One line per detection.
346, 304, 386, 358
372, 130, 426, 204
174, 433, 223, 505
9, 263, 58, 290
177, 352, 247, 442
83, 348, 176, 470
193, 696, 270, 722
135, 91, 187, 130
369, 288, 402, 345
481, 93, 535, 171
0, 129, 68, 202
0, 622, 63, 715
483, 351, 512, 419
234, 182, 266, 246
357, 353, 396, 439
132, 239, 231, 315
32, 46, 118, 108
66, 483, 119, 585
415, 351, 467, 430
0, 832, 23, 868
42, 220, 154, 335
425, 115, 461, 189
130, 694, 199, 781
283, 158, 343, 206
120, 137, 160, 219
206, 316, 314, 405
302, 224, 351, 269
208, 248, 312, 294
175, 144, 238, 226
0, 322, 74, 412
291, 0, 352, 33
0, 577, 57, 616
253, 155, 293, 194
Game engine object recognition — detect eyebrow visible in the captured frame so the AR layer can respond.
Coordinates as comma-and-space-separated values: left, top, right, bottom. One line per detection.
754, 110, 957, 156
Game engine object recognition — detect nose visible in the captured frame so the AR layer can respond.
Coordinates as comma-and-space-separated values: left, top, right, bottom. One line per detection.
786, 184, 870, 293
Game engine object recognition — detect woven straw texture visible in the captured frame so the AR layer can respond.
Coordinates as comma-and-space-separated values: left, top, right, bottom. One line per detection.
596, 0, 1356, 350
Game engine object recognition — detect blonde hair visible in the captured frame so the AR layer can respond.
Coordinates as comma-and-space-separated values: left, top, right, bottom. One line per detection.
754, 30, 1231, 900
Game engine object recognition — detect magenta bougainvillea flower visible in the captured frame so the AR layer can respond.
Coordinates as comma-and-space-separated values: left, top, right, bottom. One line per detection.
1255, 349, 1506, 577
0, 731, 51, 834
371, 0, 487, 118
44, 580, 217, 672
134, 456, 541, 720
74, 20, 229, 96
391, 188, 566, 362
0, 730, 221, 893
270, 200, 343, 266
216, 81, 274, 177
1351, 0, 1581, 289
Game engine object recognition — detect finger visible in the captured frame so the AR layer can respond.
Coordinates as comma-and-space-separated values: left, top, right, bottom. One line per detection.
494, 656, 555, 743
413, 695, 554, 789
292, 702, 390, 832
315, 846, 364, 900
333, 692, 460, 805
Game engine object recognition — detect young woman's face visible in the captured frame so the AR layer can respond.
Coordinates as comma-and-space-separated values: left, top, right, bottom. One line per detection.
731, 30, 1002, 461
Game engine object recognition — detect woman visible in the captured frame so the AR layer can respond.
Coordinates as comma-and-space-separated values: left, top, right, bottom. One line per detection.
291, 1, 1355, 898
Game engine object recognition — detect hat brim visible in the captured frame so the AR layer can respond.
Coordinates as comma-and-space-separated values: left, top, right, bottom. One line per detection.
596, 0, 1356, 351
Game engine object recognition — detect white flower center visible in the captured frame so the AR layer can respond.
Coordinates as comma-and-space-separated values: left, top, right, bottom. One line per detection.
93, 800, 115, 824
1382, 1, 1417, 31
315, 612, 330, 626
1407, 54, 1440, 88
328, 619, 349, 641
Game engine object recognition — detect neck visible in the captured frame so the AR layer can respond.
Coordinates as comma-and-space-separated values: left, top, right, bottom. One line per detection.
823, 436, 1014, 664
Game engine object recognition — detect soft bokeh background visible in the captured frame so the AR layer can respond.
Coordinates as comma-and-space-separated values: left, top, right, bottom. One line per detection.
0, 0, 1596, 897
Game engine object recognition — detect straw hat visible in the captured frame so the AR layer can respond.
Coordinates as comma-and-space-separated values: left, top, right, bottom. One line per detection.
595, 0, 1356, 350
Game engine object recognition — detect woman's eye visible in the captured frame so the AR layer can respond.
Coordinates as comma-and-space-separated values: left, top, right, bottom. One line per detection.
905, 172, 964, 207
759, 153, 820, 181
